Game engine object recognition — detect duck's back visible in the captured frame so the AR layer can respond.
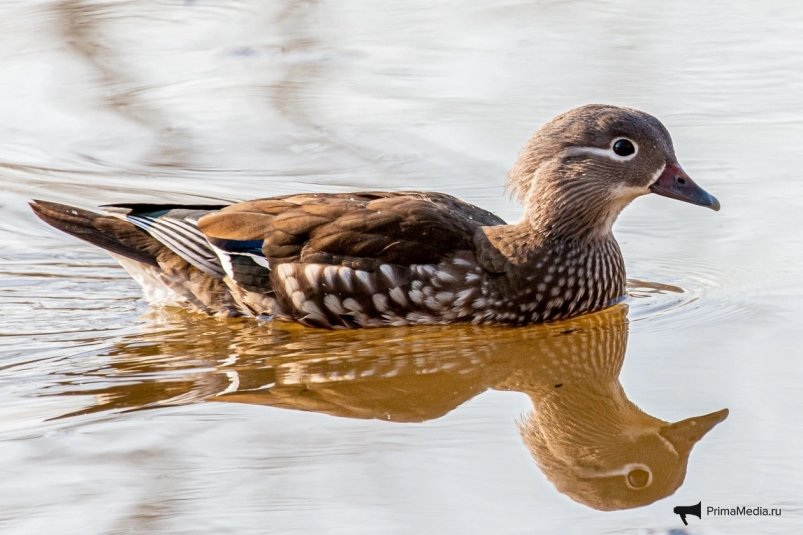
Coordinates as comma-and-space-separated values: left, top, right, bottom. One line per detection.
32, 192, 508, 328
198, 191, 507, 327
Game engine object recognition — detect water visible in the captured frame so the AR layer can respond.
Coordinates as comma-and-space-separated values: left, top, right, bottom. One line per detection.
2, 1, 802, 533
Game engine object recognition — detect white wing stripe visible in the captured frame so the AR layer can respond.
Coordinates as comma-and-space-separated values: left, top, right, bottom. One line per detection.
127, 215, 225, 278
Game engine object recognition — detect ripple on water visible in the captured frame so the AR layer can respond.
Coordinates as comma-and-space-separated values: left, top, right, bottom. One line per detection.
626, 255, 762, 331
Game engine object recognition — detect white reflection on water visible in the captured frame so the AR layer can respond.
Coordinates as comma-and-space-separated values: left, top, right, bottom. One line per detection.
2, 0, 803, 533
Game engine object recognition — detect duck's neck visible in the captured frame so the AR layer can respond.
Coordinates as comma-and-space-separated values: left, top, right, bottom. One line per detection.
484, 218, 621, 263
481, 221, 627, 321
509, 158, 637, 242
523, 186, 633, 243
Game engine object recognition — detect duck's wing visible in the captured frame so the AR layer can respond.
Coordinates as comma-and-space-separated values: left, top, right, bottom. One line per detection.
198, 191, 506, 273
32, 193, 507, 325
102, 204, 229, 278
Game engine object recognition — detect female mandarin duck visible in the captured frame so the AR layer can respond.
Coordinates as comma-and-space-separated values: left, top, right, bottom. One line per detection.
31, 105, 720, 328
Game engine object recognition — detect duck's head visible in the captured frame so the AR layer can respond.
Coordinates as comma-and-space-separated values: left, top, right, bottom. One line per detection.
521, 406, 729, 510
508, 104, 719, 240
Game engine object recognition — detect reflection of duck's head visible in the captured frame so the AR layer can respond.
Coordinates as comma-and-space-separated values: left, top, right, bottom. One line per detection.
521, 405, 727, 510
505, 310, 729, 510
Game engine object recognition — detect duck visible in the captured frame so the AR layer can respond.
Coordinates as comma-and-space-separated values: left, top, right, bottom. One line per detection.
30, 104, 720, 329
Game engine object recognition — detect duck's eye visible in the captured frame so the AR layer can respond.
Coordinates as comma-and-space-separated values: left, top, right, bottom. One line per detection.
626, 468, 651, 489
612, 138, 636, 157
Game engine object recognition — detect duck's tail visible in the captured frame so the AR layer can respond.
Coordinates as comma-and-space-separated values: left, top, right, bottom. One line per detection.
30, 200, 162, 266
29, 200, 249, 316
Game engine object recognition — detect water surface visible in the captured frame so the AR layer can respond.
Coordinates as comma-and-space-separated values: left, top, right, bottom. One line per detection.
2, 1, 803, 533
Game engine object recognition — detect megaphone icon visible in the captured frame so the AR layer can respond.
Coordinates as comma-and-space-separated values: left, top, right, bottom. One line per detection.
673, 501, 702, 525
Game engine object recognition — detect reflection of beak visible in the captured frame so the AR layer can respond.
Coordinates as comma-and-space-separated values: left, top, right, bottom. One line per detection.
650, 163, 721, 211
659, 408, 729, 451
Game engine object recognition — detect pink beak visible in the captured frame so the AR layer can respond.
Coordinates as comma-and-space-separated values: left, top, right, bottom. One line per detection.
650, 163, 720, 211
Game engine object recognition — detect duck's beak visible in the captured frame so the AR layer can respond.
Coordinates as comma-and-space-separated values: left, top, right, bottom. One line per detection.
659, 408, 729, 450
650, 163, 720, 211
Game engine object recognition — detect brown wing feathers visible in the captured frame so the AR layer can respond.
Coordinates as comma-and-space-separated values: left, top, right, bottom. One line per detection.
32, 193, 506, 324
198, 192, 505, 270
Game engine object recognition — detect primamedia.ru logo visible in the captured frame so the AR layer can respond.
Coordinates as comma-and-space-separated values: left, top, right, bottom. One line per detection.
673, 501, 782, 525
708, 505, 782, 518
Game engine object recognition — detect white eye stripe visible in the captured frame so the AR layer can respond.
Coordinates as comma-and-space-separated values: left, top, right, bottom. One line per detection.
572, 462, 654, 489
564, 137, 639, 162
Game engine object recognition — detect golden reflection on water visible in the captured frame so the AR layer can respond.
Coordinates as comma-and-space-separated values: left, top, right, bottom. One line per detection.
49, 304, 727, 510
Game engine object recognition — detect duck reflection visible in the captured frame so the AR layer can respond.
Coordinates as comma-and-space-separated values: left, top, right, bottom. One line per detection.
497, 317, 728, 510
51, 304, 727, 510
